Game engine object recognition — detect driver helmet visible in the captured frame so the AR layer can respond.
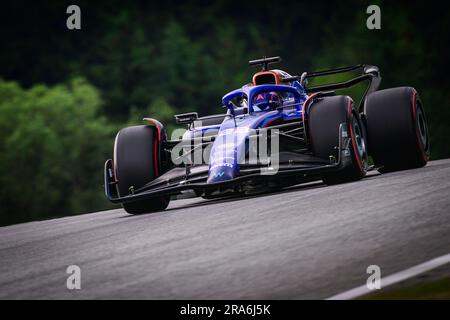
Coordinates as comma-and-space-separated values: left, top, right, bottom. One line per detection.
253, 91, 283, 111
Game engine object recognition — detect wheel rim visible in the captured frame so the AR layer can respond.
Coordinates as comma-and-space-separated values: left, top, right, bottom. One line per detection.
352, 116, 367, 162
415, 105, 428, 149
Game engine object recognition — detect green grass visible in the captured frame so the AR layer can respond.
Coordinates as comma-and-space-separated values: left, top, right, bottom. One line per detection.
362, 277, 450, 300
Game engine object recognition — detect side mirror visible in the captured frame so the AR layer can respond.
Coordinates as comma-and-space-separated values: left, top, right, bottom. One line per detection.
226, 102, 236, 116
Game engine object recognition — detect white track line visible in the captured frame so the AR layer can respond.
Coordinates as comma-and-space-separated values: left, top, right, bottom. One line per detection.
326, 253, 450, 300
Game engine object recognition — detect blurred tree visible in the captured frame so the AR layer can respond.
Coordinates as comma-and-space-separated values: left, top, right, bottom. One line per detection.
0, 78, 117, 225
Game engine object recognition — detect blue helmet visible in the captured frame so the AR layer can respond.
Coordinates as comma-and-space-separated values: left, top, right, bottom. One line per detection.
253, 91, 283, 112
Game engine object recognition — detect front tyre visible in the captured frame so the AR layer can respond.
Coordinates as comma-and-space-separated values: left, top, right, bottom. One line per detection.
364, 87, 430, 172
114, 125, 170, 214
308, 95, 368, 185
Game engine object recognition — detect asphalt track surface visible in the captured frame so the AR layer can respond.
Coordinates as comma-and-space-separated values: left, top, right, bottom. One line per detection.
0, 160, 449, 299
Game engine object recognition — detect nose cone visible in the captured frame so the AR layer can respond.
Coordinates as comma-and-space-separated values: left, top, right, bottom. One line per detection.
207, 126, 249, 184
207, 165, 235, 183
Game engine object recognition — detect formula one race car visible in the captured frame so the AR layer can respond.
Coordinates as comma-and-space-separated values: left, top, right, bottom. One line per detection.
104, 56, 430, 214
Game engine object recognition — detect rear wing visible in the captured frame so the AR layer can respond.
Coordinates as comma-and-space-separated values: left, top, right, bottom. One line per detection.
303, 64, 381, 111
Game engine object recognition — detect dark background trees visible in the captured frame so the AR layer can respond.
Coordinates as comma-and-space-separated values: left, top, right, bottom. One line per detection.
1, 0, 449, 225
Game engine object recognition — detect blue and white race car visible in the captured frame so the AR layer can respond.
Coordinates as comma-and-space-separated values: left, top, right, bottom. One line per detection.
104, 56, 430, 214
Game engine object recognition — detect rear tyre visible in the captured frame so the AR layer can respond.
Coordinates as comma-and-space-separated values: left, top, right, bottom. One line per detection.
114, 125, 170, 214
308, 95, 368, 185
364, 87, 430, 172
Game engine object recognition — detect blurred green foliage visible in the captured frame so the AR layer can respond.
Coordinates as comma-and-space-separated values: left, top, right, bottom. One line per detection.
0, 0, 449, 224
0, 78, 117, 224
